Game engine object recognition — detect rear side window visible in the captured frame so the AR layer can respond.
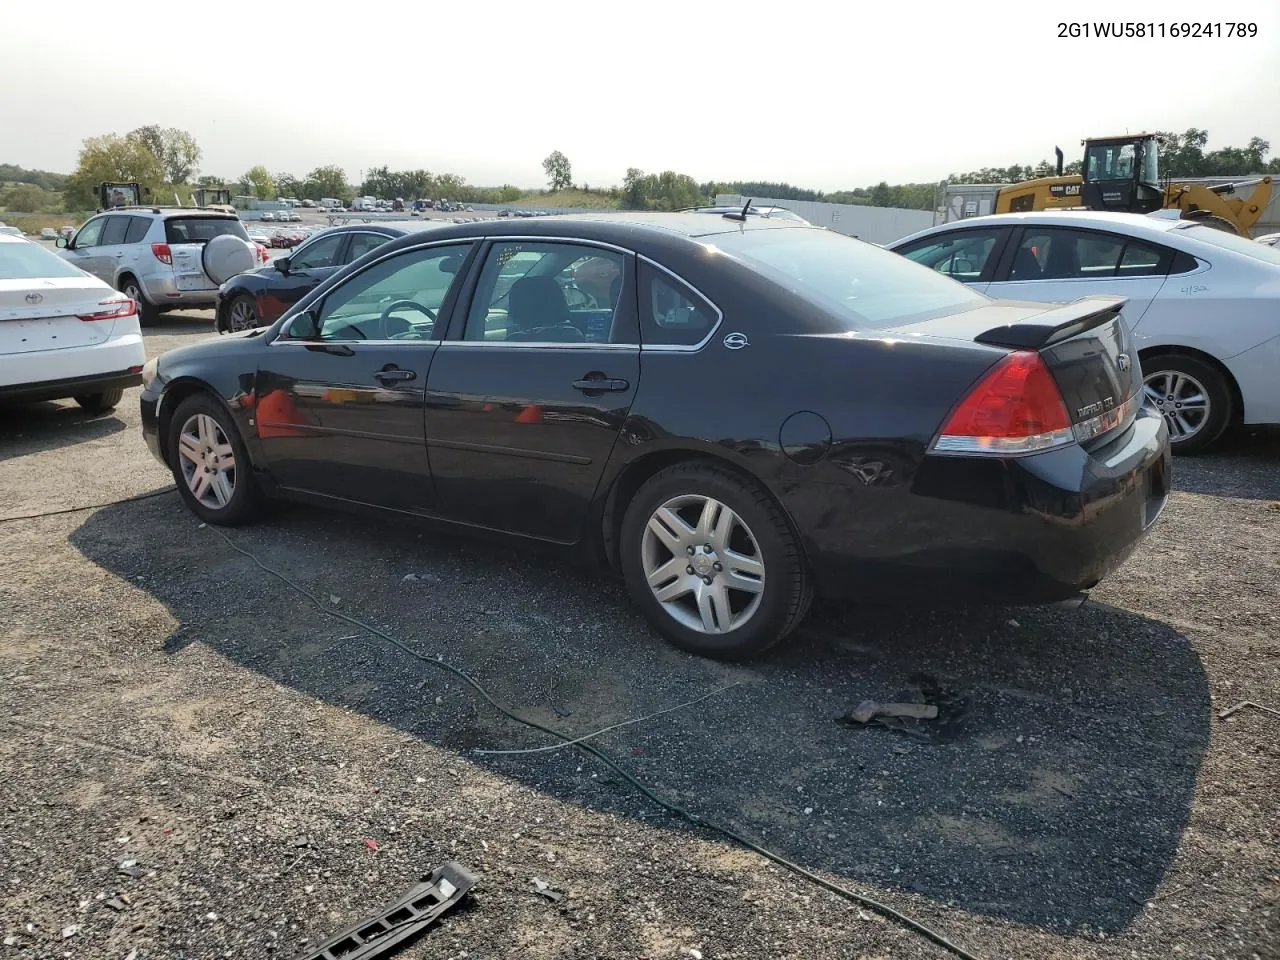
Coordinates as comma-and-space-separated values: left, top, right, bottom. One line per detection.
124, 216, 151, 244
1009, 228, 1169, 280
100, 216, 130, 245
638, 261, 718, 347
164, 217, 249, 244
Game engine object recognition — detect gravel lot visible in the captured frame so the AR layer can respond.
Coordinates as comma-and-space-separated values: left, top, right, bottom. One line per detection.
1, 311, 1277, 960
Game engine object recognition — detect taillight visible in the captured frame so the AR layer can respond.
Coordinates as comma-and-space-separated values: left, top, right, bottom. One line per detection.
933, 351, 1073, 455
151, 242, 173, 264
78, 297, 138, 322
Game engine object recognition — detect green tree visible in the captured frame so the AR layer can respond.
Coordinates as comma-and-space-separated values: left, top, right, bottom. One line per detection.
64, 133, 166, 209
128, 125, 201, 183
275, 173, 303, 199
621, 167, 648, 209
542, 150, 572, 191
2, 183, 60, 213
304, 165, 350, 200
239, 165, 275, 199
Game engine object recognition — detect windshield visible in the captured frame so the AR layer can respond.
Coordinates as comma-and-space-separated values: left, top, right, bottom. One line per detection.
1174, 223, 1280, 266
712, 228, 988, 331
0, 240, 89, 279
165, 217, 249, 244
1086, 142, 1137, 182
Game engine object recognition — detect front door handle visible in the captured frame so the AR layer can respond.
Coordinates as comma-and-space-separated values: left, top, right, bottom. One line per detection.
375, 367, 416, 383
573, 377, 630, 392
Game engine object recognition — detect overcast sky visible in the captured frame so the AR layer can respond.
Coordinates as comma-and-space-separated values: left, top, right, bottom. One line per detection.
3, 0, 1279, 191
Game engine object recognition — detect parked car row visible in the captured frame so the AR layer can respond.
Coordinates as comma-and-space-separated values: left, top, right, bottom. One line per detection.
260, 210, 301, 223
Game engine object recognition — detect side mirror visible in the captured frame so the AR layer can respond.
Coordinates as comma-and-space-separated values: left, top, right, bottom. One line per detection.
287, 309, 321, 340
274, 256, 291, 274
55, 236, 68, 249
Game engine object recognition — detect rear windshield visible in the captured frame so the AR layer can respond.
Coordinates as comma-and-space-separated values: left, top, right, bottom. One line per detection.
0, 240, 89, 279
1172, 223, 1280, 266
711, 228, 988, 330
165, 217, 249, 245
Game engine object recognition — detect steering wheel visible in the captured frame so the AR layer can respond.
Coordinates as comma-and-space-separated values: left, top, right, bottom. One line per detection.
377, 299, 436, 339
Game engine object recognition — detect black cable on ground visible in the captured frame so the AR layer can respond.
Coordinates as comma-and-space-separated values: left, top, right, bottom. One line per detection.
0, 487, 177, 524
205, 525, 984, 960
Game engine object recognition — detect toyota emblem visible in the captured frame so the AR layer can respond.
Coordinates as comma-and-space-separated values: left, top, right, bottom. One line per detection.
1116, 353, 1131, 372
723, 332, 749, 350
25, 292, 42, 305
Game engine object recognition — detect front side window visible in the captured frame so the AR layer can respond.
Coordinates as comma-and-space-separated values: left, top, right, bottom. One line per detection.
293, 243, 471, 341
897, 229, 1002, 282
73, 217, 106, 248
291, 233, 345, 270
638, 262, 718, 347
464, 241, 627, 344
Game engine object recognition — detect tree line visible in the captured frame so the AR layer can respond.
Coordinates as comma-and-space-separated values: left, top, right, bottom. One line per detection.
5, 128, 1278, 217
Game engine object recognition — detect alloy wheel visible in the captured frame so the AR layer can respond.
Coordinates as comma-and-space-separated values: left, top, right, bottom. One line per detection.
228, 298, 258, 332
177, 413, 237, 510
1144, 369, 1209, 441
641, 494, 766, 634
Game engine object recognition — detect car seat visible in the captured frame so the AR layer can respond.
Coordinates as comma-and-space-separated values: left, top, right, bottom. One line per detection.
506, 276, 584, 342
1010, 245, 1043, 280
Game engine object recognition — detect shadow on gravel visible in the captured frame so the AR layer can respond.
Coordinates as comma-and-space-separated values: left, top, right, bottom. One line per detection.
0, 402, 127, 462
71, 497, 1211, 937
1173, 425, 1280, 502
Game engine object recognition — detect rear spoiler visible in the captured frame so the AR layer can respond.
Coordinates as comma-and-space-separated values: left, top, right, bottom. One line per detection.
974, 296, 1126, 350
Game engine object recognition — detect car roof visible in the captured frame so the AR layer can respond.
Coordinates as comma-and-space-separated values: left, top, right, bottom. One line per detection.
890, 210, 1201, 249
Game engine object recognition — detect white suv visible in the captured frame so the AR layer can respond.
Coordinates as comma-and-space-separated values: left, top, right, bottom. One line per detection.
0, 235, 145, 412
56, 208, 256, 325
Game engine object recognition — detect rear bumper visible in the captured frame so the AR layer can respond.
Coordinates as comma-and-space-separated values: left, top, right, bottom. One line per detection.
140, 274, 219, 308
800, 406, 1171, 604
0, 368, 142, 404
0, 333, 146, 397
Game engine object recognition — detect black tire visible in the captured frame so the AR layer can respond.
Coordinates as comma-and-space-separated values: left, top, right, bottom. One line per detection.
1142, 353, 1233, 454
165, 393, 263, 526
225, 293, 261, 332
119, 275, 160, 327
619, 461, 811, 660
74, 388, 124, 412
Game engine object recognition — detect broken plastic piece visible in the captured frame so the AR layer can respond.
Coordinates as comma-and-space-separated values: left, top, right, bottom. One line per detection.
1218, 700, 1280, 720
292, 862, 475, 960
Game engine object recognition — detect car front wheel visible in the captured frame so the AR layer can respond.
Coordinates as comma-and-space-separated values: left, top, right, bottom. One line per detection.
1142, 353, 1232, 454
226, 294, 261, 332
620, 461, 812, 660
166, 394, 262, 525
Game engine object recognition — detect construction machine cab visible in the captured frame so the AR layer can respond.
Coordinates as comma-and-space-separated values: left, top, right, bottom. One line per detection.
1081, 134, 1163, 214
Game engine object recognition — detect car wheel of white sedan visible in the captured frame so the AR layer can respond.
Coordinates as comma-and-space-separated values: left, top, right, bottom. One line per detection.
620, 461, 812, 660
166, 394, 262, 525
1142, 353, 1233, 454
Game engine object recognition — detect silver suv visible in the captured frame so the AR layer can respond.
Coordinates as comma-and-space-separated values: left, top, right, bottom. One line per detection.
56, 208, 254, 325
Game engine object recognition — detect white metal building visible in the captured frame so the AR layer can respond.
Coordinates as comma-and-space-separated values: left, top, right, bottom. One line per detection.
714, 194, 934, 244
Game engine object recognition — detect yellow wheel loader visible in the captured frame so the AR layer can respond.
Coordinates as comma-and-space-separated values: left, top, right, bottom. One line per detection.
993, 134, 1272, 236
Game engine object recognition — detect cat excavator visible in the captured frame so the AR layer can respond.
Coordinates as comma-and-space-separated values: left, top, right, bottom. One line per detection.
992, 133, 1273, 236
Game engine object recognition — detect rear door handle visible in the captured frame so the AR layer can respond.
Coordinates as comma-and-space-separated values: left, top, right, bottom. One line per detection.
375, 368, 416, 383
573, 377, 630, 392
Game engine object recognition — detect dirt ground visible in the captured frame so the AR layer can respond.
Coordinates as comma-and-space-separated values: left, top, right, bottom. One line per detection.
1, 312, 1277, 960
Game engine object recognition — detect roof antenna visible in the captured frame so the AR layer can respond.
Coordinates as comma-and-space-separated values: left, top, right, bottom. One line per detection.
723, 198, 751, 222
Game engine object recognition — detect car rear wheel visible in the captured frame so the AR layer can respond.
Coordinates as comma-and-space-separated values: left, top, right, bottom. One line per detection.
166, 394, 262, 525
227, 294, 261, 332
74, 388, 124, 412
120, 276, 159, 327
620, 461, 812, 660
1142, 353, 1232, 454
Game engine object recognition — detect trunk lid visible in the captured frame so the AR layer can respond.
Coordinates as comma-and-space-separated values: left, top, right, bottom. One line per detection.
0, 277, 121, 349
887, 296, 1142, 443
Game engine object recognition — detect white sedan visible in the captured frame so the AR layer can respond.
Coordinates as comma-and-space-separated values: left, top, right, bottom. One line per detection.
889, 211, 1280, 452
0, 234, 145, 412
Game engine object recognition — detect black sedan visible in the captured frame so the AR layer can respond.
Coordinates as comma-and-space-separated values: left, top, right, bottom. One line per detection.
214, 222, 437, 333
140, 213, 1170, 659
